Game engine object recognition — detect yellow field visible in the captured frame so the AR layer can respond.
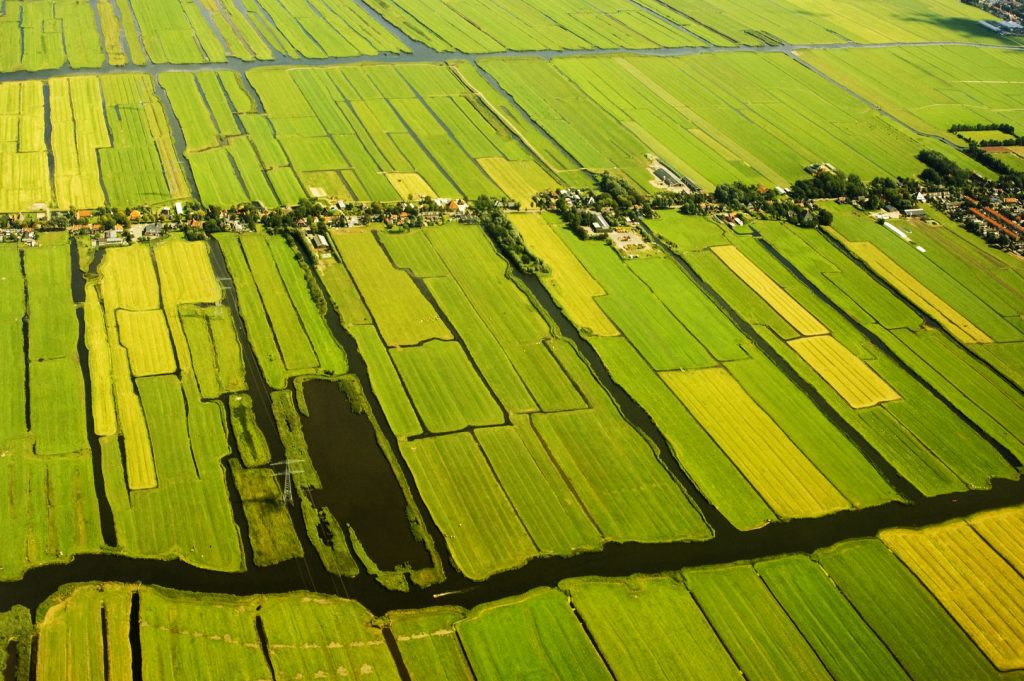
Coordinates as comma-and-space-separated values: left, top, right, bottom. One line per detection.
477, 157, 556, 206
842, 239, 992, 344
0, 82, 51, 212
154, 239, 221, 305
788, 335, 900, 408
98, 249, 158, 490
661, 366, 849, 519
510, 213, 619, 336
101, 247, 162, 311
969, 507, 1024, 575
117, 310, 178, 377
387, 172, 434, 199
881, 522, 1024, 670
84, 287, 117, 437
111, 339, 157, 490
712, 245, 829, 337
36, 584, 135, 681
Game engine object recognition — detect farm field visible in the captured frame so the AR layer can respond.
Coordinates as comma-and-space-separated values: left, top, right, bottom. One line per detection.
363, 0, 700, 52
0, 82, 50, 212
43, 230, 439, 587
0, 0, 407, 73
648, 211, 1020, 495
3, 4, 1024, 676
49, 73, 189, 208
822, 203, 1024, 388
162, 63, 561, 207
482, 52, 975, 192
325, 222, 709, 579
634, 0, 1016, 46
750, 208, 1024, 463
22, 506, 1024, 680
0, 236, 103, 580
512, 211, 907, 531
0, 0, 105, 72
801, 46, 1024, 142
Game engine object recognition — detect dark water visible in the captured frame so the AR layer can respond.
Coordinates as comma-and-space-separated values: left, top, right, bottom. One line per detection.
70, 238, 119, 545
3, 642, 16, 681
2, 232, 1020, 624
299, 379, 431, 571
0, 475, 1021, 618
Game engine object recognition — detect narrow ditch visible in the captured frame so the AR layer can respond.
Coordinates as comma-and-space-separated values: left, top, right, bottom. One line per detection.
757, 235, 1024, 470
382, 627, 413, 681
644, 226, 923, 503
129, 592, 142, 681
254, 612, 277, 681
287, 233, 451, 575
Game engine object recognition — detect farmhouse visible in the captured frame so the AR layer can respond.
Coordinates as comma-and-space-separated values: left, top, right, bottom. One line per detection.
591, 212, 612, 233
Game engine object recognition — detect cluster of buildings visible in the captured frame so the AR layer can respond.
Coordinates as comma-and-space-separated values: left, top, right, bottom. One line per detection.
967, 0, 1024, 33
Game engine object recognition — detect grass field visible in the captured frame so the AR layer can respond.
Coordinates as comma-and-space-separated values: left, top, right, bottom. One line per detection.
0, 0, 104, 72
754, 214, 1024, 466
650, 213, 1018, 498
685, 563, 834, 680
364, 0, 699, 52
881, 521, 1024, 670
0, 237, 103, 580
457, 589, 613, 680
565, 575, 741, 680
514, 212, 905, 529
802, 46, 1024, 142
483, 52, 969, 191
788, 335, 901, 408
663, 367, 851, 519
0, 82, 49, 212
215, 233, 346, 389
89, 240, 249, 572
27, 505, 1024, 677
755, 555, 910, 680
327, 221, 708, 579
50, 74, 189, 208
817, 538, 1005, 679
636, 0, 1016, 46
164, 63, 559, 206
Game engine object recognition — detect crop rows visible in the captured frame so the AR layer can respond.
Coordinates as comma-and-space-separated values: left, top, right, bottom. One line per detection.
513, 209, 1023, 533
632, 0, 1014, 47
364, 0, 699, 52
327, 223, 709, 579
25, 506, 1024, 679
161, 63, 560, 208
0, 235, 102, 581
482, 53, 987, 191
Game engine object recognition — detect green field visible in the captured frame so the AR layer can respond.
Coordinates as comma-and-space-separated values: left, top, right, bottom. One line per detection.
636, 0, 1017, 46
802, 46, 1024, 142
50, 73, 189, 208
647, 211, 1019, 498
163, 62, 561, 206
3, 4, 1024, 677
25, 506, 1024, 679
483, 52, 976, 191
364, 0, 700, 52
513, 212, 911, 531
326, 222, 708, 579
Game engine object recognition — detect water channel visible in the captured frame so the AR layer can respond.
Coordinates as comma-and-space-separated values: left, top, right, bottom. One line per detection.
4, 235, 1023, 622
